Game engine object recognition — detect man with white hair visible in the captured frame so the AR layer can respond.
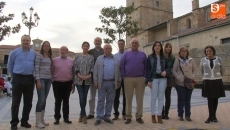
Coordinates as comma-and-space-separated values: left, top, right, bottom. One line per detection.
94, 44, 121, 125
120, 38, 147, 124
51, 46, 75, 125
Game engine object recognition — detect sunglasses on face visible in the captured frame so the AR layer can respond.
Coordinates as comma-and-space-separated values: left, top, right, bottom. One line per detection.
132, 42, 139, 44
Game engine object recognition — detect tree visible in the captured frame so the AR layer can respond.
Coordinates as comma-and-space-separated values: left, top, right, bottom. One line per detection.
95, 5, 139, 45
0, 2, 21, 42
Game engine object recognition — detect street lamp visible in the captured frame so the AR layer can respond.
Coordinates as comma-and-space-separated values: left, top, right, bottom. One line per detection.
21, 7, 40, 36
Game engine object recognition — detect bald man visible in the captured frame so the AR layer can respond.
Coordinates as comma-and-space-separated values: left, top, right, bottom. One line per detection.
51, 46, 75, 125
87, 37, 104, 119
93, 44, 121, 125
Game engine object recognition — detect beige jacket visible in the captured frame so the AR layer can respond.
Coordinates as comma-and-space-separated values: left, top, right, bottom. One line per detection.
172, 58, 197, 86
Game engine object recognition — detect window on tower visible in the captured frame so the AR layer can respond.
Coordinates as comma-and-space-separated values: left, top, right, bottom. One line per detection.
186, 19, 192, 29
156, 1, 159, 7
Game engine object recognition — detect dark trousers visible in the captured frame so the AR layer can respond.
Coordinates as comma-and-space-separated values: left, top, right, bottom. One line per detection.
52, 80, 72, 120
76, 82, 90, 116
162, 87, 172, 116
113, 79, 126, 117
207, 98, 218, 118
175, 85, 193, 117
10, 74, 34, 127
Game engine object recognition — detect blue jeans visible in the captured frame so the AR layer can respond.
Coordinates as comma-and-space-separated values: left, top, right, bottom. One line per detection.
150, 78, 167, 115
76, 84, 90, 116
175, 85, 193, 117
96, 81, 115, 120
36, 78, 52, 112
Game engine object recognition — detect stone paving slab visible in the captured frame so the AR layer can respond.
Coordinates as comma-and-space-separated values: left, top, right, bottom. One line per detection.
0, 88, 230, 129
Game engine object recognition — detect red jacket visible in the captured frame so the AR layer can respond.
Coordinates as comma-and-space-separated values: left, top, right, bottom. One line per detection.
0, 77, 5, 90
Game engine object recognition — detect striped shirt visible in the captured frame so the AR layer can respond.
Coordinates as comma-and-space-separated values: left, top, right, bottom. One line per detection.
35, 53, 52, 80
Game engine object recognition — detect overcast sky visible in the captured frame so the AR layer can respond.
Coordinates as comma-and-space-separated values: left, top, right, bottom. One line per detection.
1, 0, 217, 53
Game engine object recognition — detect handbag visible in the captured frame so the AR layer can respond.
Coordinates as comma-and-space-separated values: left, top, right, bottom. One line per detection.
167, 75, 176, 87
178, 60, 196, 89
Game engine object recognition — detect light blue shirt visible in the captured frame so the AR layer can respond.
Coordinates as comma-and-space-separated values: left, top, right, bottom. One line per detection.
7, 47, 36, 75
114, 51, 124, 61
103, 55, 115, 80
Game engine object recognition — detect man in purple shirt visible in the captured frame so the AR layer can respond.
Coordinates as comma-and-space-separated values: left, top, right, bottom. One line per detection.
120, 38, 147, 124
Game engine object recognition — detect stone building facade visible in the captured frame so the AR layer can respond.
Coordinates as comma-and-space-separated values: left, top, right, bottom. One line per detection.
0, 39, 75, 75
127, 0, 230, 83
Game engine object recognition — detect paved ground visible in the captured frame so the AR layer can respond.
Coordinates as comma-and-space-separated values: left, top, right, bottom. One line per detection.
0, 87, 230, 130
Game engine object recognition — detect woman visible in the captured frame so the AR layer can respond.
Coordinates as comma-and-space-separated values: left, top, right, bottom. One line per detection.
35, 41, 52, 128
74, 41, 94, 124
200, 45, 225, 123
162, 43, 175, 119
146, 41, 169, 124
172, 46, 196, 121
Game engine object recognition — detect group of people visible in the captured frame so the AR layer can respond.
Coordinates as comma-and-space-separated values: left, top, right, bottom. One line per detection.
7, 34, 225, 130
0, 70, 12, 97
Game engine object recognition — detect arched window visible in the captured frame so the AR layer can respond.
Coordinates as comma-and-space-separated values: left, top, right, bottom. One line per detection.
156, 1, 159, 7
186, 19, 191, 29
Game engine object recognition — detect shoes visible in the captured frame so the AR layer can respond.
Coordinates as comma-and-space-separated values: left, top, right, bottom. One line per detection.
213, 117, 218, 122
136, 118, 144, 124
21, 122, 31, 128
87, 115, 94, 119
157, 116, 163, 124
94, 120, 101, 125
78, 115, 83, 122
185, 117, 192, 121
122, 116, 126, 120
162, 115, 165, 119
125, 119, 131, 124
54, 119, 59, 125
64, 119, 72, 124
205, 118, 213, 123
179, 116, 184, 121
7, 93, 12, 97
151, 115, 156, 123
82, 116, 87, 124
104, 118, 113, 124
112, 116, 118, 120
164, 115, 169, 119
11, 126, 17, 130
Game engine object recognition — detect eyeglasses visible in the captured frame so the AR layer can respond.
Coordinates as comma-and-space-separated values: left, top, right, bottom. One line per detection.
131, 42, 139, 44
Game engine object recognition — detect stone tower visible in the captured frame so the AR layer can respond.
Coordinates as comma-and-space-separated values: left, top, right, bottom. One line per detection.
126, 0, 173, 50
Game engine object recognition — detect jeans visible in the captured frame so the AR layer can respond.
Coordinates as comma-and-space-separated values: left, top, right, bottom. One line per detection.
175, 85, 193, 117
113, 79, 126, 117
150, 78, 167, 116
10, 74, 34, 127
52, 80, 72, 120
96, 81, 116, 120
36, 78, 52, 112
76, 83, 90, 116
162, 87, 172, 116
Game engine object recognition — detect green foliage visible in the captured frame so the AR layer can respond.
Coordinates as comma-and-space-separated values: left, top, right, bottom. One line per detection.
95, 5, 139, 44
0, 2, 21, 41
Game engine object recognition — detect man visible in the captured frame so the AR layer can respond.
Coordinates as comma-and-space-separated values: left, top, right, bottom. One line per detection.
120, 38, 147, 124
94, 44, 121, 125
112, 39, 126, 120
51, 46, 75, 125
87, 37, 104, 119
7, 35, 36, 130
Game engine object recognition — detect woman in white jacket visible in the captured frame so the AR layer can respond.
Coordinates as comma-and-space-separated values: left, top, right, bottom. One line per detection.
200, 45, 225, 123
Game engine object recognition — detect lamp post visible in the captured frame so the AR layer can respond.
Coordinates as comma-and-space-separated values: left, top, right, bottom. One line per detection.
21, 7, 40, 36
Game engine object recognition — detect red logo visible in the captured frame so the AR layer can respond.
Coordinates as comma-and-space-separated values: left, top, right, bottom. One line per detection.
211, 3, 226, 19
